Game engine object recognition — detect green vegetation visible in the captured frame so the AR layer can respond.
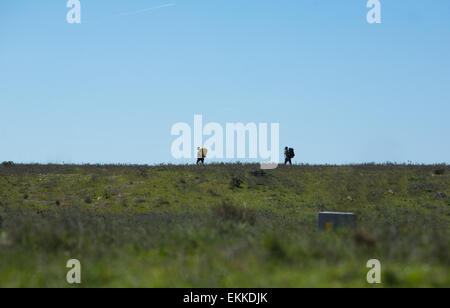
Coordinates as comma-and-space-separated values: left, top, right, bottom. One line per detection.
0, 163, 448, 287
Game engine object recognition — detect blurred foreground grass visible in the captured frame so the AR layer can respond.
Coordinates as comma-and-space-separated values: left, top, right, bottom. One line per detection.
0, 163, 448, 287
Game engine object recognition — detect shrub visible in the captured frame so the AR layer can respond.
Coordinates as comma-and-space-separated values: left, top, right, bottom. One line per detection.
84, 196, 92, 204
154, 197, 170, 206
434, 192, 447, 199
250, 170, 267, 177
434, 169, 445, 175
230, 177, 243, 189
138, 168, 149, 178
212, 201, 257, 225
353, 230, 376, 247
264, 236, 289, 261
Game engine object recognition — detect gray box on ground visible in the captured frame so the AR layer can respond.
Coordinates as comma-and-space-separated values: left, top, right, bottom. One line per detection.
318, 212, 356, 231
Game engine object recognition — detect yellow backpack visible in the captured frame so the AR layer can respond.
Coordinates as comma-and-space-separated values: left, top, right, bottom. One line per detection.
201, 148, 208, 158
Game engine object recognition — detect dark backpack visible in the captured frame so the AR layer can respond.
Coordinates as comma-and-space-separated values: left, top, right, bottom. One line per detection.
288, 148, 295, 158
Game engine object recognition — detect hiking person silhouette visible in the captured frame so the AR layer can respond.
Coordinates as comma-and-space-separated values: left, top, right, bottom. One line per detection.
196, 147, 207, 165
284, 146, 295, 165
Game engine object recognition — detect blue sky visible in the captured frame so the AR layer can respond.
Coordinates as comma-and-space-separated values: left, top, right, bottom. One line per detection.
0, 0, 449, 164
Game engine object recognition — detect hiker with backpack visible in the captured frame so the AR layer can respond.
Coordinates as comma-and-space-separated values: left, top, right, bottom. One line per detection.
284, 147, 295, 165
196, 147, 208, 165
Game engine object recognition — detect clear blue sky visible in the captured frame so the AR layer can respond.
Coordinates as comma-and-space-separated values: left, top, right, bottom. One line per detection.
1, 0, 449, 164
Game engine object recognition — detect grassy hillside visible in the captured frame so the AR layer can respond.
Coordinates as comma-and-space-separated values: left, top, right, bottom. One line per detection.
0, 163, 448, 287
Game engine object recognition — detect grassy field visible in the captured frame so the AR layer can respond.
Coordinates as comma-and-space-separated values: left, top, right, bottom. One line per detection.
0, 163, 448, 287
